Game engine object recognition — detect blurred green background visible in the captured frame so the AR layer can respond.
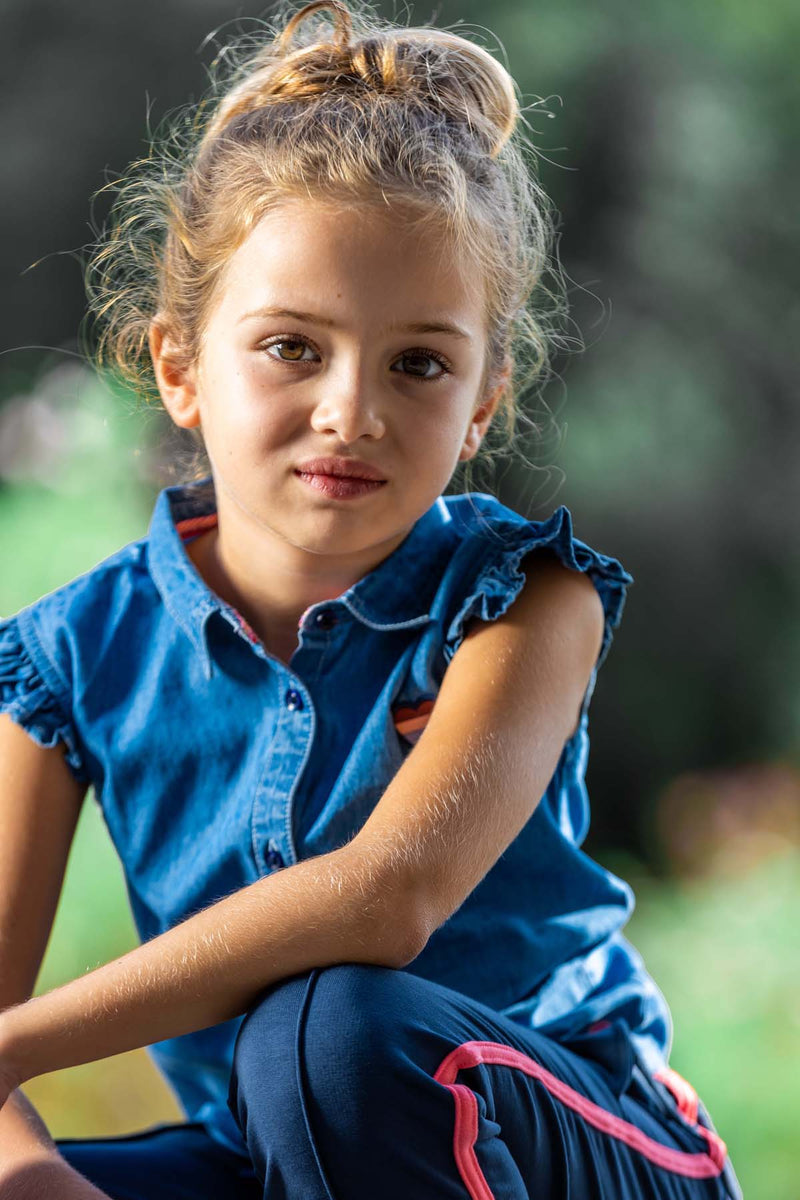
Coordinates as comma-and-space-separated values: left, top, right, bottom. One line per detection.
2, 0, 799, 1195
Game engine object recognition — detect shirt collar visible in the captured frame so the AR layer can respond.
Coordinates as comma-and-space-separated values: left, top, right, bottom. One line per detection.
147, 474, 457, 676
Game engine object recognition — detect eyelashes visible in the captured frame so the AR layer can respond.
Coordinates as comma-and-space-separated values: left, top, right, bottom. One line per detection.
259, 335, 453, 382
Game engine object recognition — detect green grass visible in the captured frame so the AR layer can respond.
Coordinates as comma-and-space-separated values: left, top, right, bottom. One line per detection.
625, 849, 800, 1198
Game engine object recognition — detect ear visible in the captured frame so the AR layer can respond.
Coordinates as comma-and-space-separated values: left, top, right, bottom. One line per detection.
148, 317, 201, 430
458, 357, 512, 463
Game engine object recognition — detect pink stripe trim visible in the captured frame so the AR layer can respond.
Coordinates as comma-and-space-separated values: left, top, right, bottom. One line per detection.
655, 1066, 699, 1125
175, 513, 218, 541
450, 1084, 494, 1200
432, 1041, 726, 1200
394, 714, 431, 735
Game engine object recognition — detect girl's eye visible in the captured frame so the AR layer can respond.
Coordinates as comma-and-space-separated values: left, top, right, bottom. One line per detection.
262, 337, 318, 364
259, 336, 451, 380
391, 350, 451, 381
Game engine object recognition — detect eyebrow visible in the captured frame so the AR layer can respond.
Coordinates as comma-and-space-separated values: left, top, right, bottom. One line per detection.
236, 305, 473, 342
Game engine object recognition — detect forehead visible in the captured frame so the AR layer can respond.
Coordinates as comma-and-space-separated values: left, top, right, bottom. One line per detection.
211, 196, 486, 328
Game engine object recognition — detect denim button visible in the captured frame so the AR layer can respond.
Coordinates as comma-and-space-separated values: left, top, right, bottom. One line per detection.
266, 845, 285, 869
285, 688, 303, 711
314, 608, 337, 630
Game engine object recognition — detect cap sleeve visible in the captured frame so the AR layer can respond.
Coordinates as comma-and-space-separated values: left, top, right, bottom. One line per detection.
0, 615, 89, 783
443, 505, 634, 687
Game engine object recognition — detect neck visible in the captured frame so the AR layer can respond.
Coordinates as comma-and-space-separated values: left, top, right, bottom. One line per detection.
183, 498, 412, 650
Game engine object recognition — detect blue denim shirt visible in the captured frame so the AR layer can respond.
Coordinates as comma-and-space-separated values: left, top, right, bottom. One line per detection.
0, 475, 671, 1154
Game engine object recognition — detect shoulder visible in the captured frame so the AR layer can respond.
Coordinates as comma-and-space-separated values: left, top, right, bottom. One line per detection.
438, 493, 634, 672
0, 537, 155, 782
2, 536, 153, 695
0, 539, 143, 782
438, 545, 606, 747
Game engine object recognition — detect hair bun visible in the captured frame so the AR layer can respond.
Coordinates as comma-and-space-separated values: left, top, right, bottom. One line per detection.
204, 0, 519, 159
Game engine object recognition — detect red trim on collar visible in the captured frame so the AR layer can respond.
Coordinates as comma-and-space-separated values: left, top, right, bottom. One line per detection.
176, 514, 219, 542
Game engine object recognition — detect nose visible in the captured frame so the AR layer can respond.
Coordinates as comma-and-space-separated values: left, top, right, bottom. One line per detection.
308, 362, 386, 442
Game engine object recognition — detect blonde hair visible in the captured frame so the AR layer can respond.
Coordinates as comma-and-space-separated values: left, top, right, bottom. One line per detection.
85, 0, 571, 490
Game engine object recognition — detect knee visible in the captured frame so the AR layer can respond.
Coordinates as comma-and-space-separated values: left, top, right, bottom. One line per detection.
301, 961, 410, 1066
235, 962, 404, 1056
228, 964, 426, 1189
230, 963, 409, 1111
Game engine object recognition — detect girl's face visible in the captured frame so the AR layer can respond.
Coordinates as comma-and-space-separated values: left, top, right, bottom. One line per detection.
151, 197, 505, 566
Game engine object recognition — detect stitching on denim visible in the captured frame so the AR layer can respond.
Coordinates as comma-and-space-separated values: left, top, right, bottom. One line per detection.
294, 968, 341, 1200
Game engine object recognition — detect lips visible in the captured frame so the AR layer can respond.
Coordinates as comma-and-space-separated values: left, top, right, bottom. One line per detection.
295, 457, 386, 482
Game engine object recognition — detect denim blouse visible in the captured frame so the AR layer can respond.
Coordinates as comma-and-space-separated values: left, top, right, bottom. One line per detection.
0, 475, 671, 1155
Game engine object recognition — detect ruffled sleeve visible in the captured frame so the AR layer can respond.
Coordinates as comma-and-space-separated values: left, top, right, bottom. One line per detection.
0, 615, 89, 783
443, 505, 633, 710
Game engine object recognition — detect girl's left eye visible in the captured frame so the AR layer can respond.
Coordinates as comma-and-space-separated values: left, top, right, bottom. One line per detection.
391, 350, 451, 381
259, 336, 451, 380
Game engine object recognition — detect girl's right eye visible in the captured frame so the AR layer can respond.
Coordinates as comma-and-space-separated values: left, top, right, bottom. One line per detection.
261, 336, 319, 364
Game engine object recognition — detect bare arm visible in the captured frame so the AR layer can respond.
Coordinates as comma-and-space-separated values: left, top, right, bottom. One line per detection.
0, 713, 112, 1193
0, 715, 87, 1007
346, 553, 606, 940
0, 804, 424, 1093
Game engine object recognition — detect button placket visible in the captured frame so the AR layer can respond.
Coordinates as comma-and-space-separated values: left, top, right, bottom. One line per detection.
250, 667, 314, 876
265, 839, 285, 870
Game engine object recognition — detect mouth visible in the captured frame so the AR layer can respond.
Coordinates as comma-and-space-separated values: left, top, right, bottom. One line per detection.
293, 470, 387, 498
294, 457, 387, 482
295, 471, 384, 482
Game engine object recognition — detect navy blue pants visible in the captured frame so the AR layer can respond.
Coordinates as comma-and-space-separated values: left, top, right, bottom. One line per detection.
56, 963, 741, 1199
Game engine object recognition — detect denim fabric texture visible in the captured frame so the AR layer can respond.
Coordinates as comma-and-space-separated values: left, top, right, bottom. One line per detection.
0, 475, 671, 1157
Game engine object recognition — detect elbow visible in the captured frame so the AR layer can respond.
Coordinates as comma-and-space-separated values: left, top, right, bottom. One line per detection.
357, 876, 432, 970
389, 866, 440, 966
386, 907, 430, 968
363, 888, 430, 969
338, 841, 431, 970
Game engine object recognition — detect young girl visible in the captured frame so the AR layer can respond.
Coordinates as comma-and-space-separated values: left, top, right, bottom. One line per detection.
0, 2, 741, 1197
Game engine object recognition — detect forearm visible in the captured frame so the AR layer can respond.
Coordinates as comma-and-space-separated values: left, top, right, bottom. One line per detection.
0, 1152, 114, 1200
0, 1075, 111, 1197
0, 1088, 57, 1155
1, 844, 422, 1088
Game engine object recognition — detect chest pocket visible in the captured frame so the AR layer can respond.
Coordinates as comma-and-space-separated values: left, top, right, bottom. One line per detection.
391, 693, 437, 747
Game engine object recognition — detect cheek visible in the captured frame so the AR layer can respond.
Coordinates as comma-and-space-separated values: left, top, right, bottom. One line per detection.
202, 368, 296, 449
404, 404, 470, 454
